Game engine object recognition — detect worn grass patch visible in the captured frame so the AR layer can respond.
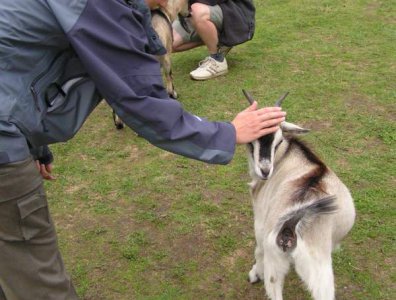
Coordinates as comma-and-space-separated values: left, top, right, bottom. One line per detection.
47, 1, 395, 299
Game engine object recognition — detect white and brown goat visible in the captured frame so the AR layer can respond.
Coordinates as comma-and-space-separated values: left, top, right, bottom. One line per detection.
113, 0, 189, 129
243, 91, 355, 300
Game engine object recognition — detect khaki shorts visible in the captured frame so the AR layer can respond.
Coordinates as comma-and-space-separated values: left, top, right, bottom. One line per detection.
0, 158, 78, 300
173, 5, 223, 43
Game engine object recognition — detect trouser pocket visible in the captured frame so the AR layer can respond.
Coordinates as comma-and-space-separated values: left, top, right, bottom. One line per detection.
0, 197, 24, 241
0, 158, 52, 242
0, 186, 51, 242
18, 190, 51, 241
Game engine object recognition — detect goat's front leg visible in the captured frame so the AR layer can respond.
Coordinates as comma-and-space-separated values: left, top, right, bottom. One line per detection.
112, 110, 124, 130
160, 54, 177, 99
248, 241, 264, 283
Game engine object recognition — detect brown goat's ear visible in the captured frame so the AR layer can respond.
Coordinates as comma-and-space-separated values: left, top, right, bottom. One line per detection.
281, 122, 310, 134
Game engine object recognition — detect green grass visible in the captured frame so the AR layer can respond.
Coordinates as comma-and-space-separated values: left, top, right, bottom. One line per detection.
47, 1, 395, 299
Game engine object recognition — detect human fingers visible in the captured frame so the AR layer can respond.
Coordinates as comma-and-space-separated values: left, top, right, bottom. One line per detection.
45, 163, 53, 174
257, 110, 286, 120
257, 125, 281, 137
35, 160, 41, 171
258, 116, 285, 130
40, 163, 55, 180
242, 101, 258, 112
256, 106, 283, 115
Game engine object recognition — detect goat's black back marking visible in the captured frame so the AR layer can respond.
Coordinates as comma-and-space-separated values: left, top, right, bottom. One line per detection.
258, 133, 275, 159
286, 137, 329, 203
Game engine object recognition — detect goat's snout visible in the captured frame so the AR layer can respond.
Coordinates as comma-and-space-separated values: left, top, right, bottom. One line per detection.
259, 169, 270, 180
255, 159, 272, 180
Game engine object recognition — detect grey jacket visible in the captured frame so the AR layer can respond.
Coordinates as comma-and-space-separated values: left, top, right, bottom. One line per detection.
0, 0, 236, 165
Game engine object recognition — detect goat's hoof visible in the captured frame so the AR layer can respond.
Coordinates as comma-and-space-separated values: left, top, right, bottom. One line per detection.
248, 268, 262, 284
115, 123, 124, 130
169, 91, 178, 99
248, 274, 262, 284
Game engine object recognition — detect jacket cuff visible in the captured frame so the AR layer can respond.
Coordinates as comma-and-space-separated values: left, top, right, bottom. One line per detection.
30, 145, 54, 165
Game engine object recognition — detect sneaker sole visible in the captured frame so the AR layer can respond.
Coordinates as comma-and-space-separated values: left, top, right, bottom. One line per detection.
190, 69, 228, 81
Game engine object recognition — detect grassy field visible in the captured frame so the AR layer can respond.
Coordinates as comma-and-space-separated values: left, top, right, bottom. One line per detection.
47, 0, 395, 299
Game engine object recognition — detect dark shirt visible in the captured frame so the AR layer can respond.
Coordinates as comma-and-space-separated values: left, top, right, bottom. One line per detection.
189, 0, 227, 6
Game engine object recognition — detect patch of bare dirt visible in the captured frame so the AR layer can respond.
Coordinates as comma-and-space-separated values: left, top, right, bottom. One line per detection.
201, 189, 242, 205
302, 119, 333, 132
336, 156, 351, 170
365, 1, 381, 17
169, 230, 209, 261
344, 93, 395, 121
65, 183, 85, 194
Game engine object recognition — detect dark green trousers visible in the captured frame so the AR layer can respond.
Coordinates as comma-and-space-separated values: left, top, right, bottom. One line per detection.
0, 157, 78, 300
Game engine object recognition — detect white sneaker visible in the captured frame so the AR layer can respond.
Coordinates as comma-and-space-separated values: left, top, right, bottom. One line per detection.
190, 57, 228, 80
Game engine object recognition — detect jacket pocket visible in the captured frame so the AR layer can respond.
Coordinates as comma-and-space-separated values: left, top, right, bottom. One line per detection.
25, 53, 102, 147
30, 50, 73, 115
27, 76, 101, 146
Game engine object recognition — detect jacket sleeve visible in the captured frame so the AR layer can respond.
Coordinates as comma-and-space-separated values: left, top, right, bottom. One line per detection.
48, 0, 236, 164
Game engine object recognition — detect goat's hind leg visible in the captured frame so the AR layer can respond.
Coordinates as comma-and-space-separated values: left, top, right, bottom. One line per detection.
294, 244, 335, 300
263, 249, 290, 300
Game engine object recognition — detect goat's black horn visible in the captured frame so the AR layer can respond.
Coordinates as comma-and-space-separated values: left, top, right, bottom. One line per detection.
242, 89, 255, 105
274, 92, 289, 107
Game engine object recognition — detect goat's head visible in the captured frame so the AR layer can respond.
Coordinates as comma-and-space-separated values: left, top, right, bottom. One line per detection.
159, 0, 189, 22
178, 0, 190, 17
243, 90, 310, 180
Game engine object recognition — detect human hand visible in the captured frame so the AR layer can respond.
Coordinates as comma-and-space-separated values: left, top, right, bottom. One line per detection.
231, 101, 286, 144
35, 161, 55, 180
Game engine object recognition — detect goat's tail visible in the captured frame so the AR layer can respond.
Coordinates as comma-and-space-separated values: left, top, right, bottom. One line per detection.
274, 195, 338, 252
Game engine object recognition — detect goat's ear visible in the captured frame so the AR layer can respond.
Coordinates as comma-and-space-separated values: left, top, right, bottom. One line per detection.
281, 121, 310, 135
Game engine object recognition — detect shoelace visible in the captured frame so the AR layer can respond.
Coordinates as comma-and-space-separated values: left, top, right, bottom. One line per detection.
198, 57, 212, 68
197, 58, 223, 75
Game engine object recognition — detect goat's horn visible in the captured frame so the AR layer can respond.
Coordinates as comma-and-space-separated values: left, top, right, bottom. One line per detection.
242, 89, 255, 105
274, 92, 289, 107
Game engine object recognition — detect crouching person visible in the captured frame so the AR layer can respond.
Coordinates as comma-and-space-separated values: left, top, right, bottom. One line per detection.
173, 0, 256, 80
0, 0, 285, 299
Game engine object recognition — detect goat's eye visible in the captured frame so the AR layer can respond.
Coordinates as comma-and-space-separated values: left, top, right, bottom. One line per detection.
275, 140, 283, 151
